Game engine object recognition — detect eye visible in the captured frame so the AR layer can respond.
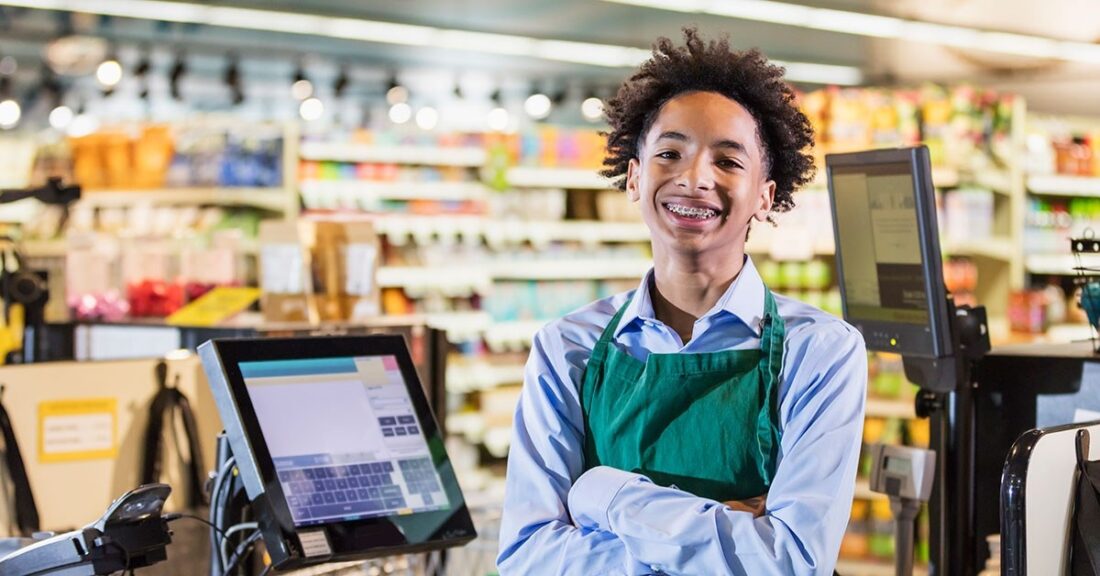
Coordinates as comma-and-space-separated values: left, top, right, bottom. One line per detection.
716, 157, 743, 170
655, 150, 680, 160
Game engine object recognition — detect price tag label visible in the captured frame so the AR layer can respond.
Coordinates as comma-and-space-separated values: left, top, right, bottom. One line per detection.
39, 398, 117, 462
167, 287, 261, 327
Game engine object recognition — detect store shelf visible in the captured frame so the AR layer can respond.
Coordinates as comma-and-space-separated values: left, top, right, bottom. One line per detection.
491, 258, 651, 281
484, 320, 546, 352
20, 239, 67, 258
1025, 254, 1079, 275
377, 266, 492, 294
446, 361, 526, 393
78, 188, 289, 211
866, 397, 916, 419
1028, 174, 1100, 197
836, 558, 927, 576
299, 180, 490, 202
371, 216, 650, 246
942, 238, 1014, 261
505, 166, 613, 189
854, 479, 887, 501
299, 141, 487, 166
935, 167, 1013, 195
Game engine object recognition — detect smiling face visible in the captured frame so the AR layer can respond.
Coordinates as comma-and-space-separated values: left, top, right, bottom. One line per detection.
626, 91, 776, 268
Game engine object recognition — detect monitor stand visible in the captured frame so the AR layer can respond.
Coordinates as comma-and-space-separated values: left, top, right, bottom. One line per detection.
901, 295, 990, 576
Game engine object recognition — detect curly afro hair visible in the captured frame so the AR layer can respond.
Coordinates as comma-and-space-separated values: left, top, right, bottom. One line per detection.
601, 28, 815, 214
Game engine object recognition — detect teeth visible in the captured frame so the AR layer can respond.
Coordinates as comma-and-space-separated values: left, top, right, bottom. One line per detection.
666, 203, 717, 219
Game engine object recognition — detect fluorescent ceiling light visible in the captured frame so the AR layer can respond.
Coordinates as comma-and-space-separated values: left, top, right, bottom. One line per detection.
0, 0, 863, 84
605, 0, 1100, 64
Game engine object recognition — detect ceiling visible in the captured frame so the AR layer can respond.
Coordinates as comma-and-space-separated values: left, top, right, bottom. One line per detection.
1, 0, 1099, 114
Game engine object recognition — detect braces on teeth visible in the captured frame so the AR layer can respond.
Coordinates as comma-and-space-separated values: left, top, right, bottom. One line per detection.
667, 204, 717, 218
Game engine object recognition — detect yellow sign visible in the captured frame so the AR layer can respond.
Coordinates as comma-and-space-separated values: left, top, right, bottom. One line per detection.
167, 287, 262, 327
39, 398, 118, 463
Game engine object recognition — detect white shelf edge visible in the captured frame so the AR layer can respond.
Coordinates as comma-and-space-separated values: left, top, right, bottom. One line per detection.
299, 180, 490, 202
78, 187, 288, 211
1028, 174, 1100, 197
1025, 254, 1083, 275
853, 479, 887, 501
942, 238, 1014, 261
505, 166, 613, 189
865, 397, 916, 419
299, 142, 487, 166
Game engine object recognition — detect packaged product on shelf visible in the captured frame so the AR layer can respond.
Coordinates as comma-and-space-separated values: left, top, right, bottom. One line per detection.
132, 125, 174, 189
943, 188, 995, 243
121, 237, 184, 318
65, 232, 127, 321
179, 229, 245, 302
307, 219, 381, 322
839, 500, 870, 560
259, 220, 312, 322
0, 137, 37, 189
1007, 289, 1048, 333
868, 498, 896, 560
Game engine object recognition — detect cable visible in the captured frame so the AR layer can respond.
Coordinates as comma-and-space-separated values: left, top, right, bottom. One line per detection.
221, 521, 259, 570
223, 529, 263, 575
164, 511, 228, 542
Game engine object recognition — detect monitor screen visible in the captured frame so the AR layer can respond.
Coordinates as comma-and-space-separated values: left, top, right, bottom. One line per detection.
199, 335, 476, 570
240, 356, 449, 527
827, 147, 950, 358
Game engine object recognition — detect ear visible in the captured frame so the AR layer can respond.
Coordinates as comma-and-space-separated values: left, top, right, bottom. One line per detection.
625, 158, 641, 202
752, 180, 776, 222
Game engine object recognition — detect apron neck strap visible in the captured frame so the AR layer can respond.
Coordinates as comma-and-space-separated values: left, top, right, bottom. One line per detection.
597, 299, 632, 348
759, 288, 784, 383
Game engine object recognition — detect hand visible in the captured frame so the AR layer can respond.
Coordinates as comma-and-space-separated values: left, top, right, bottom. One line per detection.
723, 493, 767, 517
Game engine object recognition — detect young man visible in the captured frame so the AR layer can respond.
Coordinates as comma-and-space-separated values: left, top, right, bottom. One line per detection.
497, 29, 866, 575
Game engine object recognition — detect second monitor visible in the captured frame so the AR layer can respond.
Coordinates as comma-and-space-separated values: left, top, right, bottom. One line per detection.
826, 146, 952, 359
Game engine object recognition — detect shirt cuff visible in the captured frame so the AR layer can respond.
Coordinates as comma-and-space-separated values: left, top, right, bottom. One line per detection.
567, 466, 646, 532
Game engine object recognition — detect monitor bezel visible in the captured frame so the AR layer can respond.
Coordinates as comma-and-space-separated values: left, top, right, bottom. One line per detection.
199, 335, 476, 569
826, 146, 952, 359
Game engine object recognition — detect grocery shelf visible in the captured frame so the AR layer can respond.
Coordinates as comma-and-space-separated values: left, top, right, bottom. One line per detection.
299, 180, 490, 202
491, 258, 651, 281
377, 267, 492, 293
942, 238, 1014, 261
835, 558, 927, 576
853, 479, 887, 501
1025, 254, 1080, 275
371, 216, 651, 245
865, 397, 916, 419
78, 188, 289, 211
484, 320, 546, 352
446, 361, 526, 393
299, 141, 487, 166
505, 166, 613, 189
935, 167, 1013, 195
20, 239, 67, 258
1028, 174, 1100, 197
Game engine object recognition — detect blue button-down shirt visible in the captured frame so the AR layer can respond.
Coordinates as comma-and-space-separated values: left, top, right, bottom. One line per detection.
497, 256, 867, 575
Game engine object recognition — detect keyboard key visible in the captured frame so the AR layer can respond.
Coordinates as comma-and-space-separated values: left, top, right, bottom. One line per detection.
335, 492, 347, 503
323, 480, 337, 491
382, 428, 395, 437
381, 486, 403, 499
311, 494, 324, 505
279, 471, 293, 482
368, 487, 381, 499
384, 497, 406, 509
313, 480, 325, 492
424, 493, 433, 506
379, 416, 397, 426
370, 462, 384, 473
398, 415, 416, 425
287, 495, 300, 507
348, 477, 360, 488
336, 479, 348, 490
322, 493, 335, 504
346, 489, 358, 501
304, 468, 316, 480
395, 427, 408, 436
383, 462, 394, 473
380, 473, 393, 485
294, 507, 312, 519
408, 426, 420, 435
358, 488, 370, 500
349, 465, 362, 476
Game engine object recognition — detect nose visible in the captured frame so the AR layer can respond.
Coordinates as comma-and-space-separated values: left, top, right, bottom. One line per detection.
675, 153, 716, 193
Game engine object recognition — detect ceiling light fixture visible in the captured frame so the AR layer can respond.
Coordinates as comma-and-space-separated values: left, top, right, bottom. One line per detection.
96, 58, 122, 88
602, 0, 1100, 64
0, 0, 863, 84
299, 96, 324, 121
487, 107, 510, 132
581, 97, 605, 122
524, 93, 552, 120
388, 102, 411, 124
415, 106, 438, 130
49, 104, 73, 129
0, 99, 21, 129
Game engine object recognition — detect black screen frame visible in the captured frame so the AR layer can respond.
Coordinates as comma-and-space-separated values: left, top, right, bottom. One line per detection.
826, 146, 952, 358
199, 335, 476, 569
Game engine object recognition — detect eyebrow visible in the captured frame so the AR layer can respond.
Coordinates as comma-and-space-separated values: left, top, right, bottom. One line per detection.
654, 131, 751, 156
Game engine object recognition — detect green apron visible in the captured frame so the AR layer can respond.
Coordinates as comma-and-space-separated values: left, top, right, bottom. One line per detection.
580, 288, 784, 502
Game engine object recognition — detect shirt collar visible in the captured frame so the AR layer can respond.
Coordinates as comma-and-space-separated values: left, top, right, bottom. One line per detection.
615, 255, 767, 338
